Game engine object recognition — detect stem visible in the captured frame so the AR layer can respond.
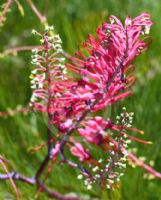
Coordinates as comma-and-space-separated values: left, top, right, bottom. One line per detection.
0, 171, 35, 185
0, 106, 29, 117
0, 160, 19, 200
1, 45, 42, 56
0, 171, 82, 200
44, 35, 53, 153
35, 155, 49, 182
26, 0, 47, 26
128, 153, 161, 179
40, 184, 82, 200
0, 0, 12, 26
34, 34, 53, 192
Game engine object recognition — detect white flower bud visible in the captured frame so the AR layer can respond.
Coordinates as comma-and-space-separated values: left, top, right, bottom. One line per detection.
77, 174, 83, 179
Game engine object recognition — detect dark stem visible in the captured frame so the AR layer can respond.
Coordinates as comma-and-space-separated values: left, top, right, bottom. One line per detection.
44, 35, 53, 154
35, 155, 49, 182
34, 34, 54, 194
0, 171, 83, 200
0, 171, 35, 185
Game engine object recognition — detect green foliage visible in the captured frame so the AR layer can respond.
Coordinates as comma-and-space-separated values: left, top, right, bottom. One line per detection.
0, 0, 161, 199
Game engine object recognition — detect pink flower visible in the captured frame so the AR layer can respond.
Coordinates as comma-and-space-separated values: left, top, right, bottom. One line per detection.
50, 142, 60, 158
78, 117, 113, 145
70, 142, 90, 161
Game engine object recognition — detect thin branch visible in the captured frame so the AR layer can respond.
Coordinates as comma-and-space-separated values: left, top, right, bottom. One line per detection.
128, 152, 161, 179
0, 0, 12, 26
0, 106, 30, 118
0, 160, 19, 199
0, 45, 42, 57
26, 0, 47, 25
40, 184, 82, 200
0, 170, 84, 200
0, 171, 35, 185
44, 35, 53, 154
35, 155, 49, 182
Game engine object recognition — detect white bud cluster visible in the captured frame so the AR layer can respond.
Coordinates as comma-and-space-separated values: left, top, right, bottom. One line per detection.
84, 179, 93, 190
105, 171, 125, 189
45, 25, 54, 32
30, 47, 46, 90
30, 27, 67, 107
77, 158, 106, 190
42, 33, 67, 76
30, 45, 46, 106
101, 107, 134, 189
31, 53, 39, 65
116, 107, 134, 128
46, 34, 63, 54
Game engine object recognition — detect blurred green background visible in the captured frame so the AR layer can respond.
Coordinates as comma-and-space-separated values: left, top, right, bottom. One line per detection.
0, 0, 161, 199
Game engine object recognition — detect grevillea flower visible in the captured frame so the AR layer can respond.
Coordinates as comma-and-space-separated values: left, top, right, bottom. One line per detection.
66, 12, 152, 113
29, 13, 156, 190
70, 141, 90, 161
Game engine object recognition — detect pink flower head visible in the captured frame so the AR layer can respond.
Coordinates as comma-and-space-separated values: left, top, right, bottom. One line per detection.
66, 13, 152, 113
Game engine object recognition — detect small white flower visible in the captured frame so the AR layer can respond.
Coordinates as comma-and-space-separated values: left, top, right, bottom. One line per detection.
45, 25, 54, 31
144, 26, 150, 34
129, 112, 134, 116
122, 107, 126, 111
77, 174, 83, 179
106, 184, 110, 189
59, 58, 65, 62
92, 166, 99, 172
30, 85, 37, 89
42, 73, 46, 80
84, 180, 88, 186
40, 39, 44, 44
119, 173, 124, 177
87, 184, 92, 190
30, 94, 37, 102
62, 68, 67, 74
127, 124, 132, 128
38, 82, 43, 89
110, 18, 115, 24
95, 174, 100, 178
31, 69, 37, 74
98, 159, 103, 163
109, 142, 114, 147
108, 179, 114, 184
33, 77, 40, 82
32, 48, 38, 54
31, 29, 37, 35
